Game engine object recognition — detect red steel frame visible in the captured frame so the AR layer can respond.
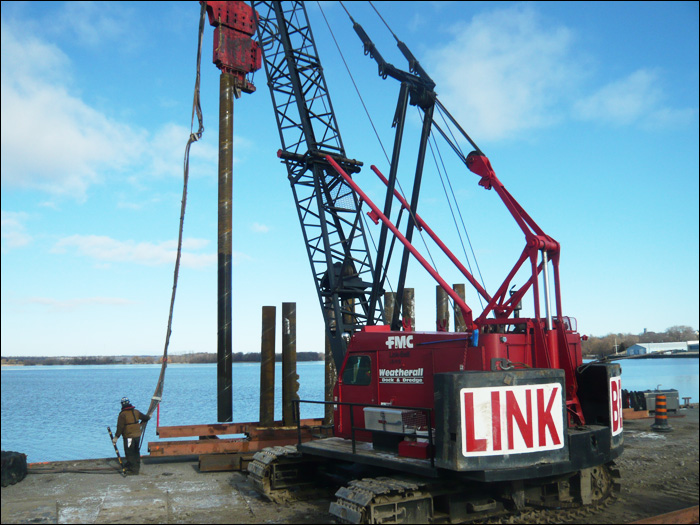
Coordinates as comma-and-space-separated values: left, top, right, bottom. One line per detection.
465, 152, 562, 325
328, 154, 563, 331
326, 154, 586, 425
325, 156, 477, 330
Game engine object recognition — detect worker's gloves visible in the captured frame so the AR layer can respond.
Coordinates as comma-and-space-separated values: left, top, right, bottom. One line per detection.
112, 437, 118, 445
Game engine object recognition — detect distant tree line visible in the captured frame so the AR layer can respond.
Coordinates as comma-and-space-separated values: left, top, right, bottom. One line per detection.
161, 352, 324, 364
7, 326, 695, 365
1, 351, 325, 366
581, 325, 698, 357
1, 356, 122, 366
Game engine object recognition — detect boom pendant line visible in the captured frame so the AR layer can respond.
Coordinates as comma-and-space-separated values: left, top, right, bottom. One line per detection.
141, 3, 207, 448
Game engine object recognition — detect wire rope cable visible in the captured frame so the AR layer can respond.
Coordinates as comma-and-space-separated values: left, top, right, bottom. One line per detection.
369, 1, 399, 42
365, 0, 489, 312
331, 1, 447, 307
317, 1, 390, 165
427, 132, 484, 310
139, 1, 206, 451
318, 0, 405, 305
428, 122, 488, 301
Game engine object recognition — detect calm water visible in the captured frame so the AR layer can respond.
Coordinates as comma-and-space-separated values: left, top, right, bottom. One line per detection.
1, 358, 697, 463
1, 361, 325, 463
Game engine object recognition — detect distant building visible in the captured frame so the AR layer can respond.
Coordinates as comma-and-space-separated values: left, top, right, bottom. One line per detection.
626, 341, 693, 356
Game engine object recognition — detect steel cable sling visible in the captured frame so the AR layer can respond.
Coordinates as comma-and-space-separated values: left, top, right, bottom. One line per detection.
139, 2, 207, 451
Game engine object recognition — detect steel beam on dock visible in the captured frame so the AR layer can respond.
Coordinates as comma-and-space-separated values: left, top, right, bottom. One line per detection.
148, 421, 330, 457
156, 418, 324, 439
198, 453, 255, 472
630, 505, 699, 524
324, 331, 336, 425
149, 436, 300, 456
384, 292, 396, 327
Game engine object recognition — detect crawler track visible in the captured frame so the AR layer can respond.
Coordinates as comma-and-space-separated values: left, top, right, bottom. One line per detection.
331, 477, 435, 523
248, 444, 622, 524
248, 445, 307, 503
248, 445, 337, 503
329, 464, 620, 523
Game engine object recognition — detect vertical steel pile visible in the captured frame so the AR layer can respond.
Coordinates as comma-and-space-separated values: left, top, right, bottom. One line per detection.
324, 332, 336, 425
402, 288, 415, 331
436, 286, 449, 331
217, 72, 234, 422
384, 292, 397, 328
453, 283, 467, 332
205, 1, 261, 422
282, 302, 299, 426
260, 306, 276, 427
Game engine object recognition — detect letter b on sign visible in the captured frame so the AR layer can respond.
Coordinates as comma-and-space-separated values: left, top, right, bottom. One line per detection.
610, 377, 622, 436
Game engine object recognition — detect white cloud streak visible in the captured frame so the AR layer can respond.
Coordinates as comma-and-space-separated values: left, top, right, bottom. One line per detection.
51, 235, 216, 269
573, 69, 697, 127
49, 234, 252, 269
23, 296, 134, 312
50, 2, 131, 48
1, 211, 32, 250
425, 5, 694, 139
426, 5, 580, 141
0, 20, 218, 200
0, 21, 144, 199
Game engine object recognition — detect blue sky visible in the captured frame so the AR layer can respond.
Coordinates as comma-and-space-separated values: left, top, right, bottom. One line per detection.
1, 1, 698, 357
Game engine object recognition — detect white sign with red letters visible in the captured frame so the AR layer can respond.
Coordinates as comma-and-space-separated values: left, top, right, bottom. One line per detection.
609, 376, 623, 436
460, 383, 564, 457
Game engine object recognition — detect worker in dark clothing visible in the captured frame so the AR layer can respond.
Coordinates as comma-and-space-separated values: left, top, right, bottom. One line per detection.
112, 397, 150, 474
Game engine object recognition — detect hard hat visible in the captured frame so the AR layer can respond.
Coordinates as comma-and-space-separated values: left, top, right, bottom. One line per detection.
121, 397, 131, 407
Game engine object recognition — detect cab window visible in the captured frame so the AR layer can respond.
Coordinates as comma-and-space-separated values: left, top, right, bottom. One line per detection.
342, 355, 372, 386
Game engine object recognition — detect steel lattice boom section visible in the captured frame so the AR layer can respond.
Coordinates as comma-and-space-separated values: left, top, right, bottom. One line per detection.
253, 1, 383, 368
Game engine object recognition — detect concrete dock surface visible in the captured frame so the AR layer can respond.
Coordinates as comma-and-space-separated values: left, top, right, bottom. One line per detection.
2, 406, 698, 524
1, 456, 333, 524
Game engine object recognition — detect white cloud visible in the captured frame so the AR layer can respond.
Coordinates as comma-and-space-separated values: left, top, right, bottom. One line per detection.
23, 296, 134, 312
232, 252, 253, 265
51, 2, 131, 48
50, 233, 255, 268
425, 6, 695, 140
426, 5, 581, 141
0, 22, 145, 199
51, 235, 216, 269
251, 222, 270, 233
0, 20, 218, 200
1, 211, 32, 250
573, 69, 696, 127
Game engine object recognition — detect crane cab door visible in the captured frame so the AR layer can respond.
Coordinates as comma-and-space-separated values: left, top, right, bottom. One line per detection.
336, 352, 377, 440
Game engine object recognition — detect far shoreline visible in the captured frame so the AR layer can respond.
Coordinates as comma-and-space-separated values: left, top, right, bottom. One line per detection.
1, 352, 325, 367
